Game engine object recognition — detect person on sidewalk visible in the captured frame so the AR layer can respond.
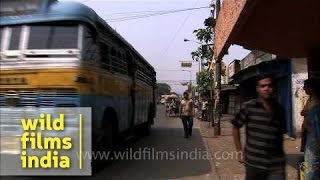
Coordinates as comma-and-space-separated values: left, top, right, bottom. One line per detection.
180, 91, 194, 138
202, 97, 209, 121
303, 78, 320, 180
231, 74, 287, 180
300, 79, 318, 152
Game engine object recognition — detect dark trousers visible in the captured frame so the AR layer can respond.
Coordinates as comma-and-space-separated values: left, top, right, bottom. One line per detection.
246, 165, 285, 180
202, 109, 207, 121
181, 116, 193, 136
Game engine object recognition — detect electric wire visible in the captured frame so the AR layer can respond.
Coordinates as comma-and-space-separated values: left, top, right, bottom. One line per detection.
105, 6, 209, 22
159, 0, 201, 60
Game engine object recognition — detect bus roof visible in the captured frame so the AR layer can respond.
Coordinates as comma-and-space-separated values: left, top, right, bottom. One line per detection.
0, 0, 155, 73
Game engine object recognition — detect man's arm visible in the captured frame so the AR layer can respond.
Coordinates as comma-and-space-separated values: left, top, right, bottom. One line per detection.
232, 126, 244, 163
231, 103, 248, 163
232, 127, 242, 151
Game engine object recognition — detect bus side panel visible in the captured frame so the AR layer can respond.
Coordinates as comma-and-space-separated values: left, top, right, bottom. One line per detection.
135, 80, 154, 125
80, 94, 129, 136
78, 70, 131, 133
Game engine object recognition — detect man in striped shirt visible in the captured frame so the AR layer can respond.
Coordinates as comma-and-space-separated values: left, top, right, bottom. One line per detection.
231, 75, 287, 180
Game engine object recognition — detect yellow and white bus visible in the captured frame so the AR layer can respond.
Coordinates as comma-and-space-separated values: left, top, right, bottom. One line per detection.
0, 0, 157, 152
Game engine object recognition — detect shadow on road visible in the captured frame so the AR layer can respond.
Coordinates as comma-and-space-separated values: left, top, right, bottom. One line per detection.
97, 127, 212, 179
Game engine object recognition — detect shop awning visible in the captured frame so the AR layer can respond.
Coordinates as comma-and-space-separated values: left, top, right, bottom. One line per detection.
230, 60, 290, 84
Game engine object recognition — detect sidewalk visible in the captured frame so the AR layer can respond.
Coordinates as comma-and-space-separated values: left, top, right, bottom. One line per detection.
198, 114, 302, 180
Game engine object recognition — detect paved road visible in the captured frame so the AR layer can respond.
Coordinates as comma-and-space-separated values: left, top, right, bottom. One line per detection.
2, 105, 217, 180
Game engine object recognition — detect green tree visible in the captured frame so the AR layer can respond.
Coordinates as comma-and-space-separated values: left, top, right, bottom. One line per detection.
191, 26, 214, 67
196, 71, 213, 97
190, 25, 215, 97
157, 83, 171, 96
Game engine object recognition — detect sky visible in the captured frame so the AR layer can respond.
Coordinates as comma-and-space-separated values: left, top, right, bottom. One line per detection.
62, 0, 250, 94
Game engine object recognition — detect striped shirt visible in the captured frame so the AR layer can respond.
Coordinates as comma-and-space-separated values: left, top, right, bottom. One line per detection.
231, 98, 287, 170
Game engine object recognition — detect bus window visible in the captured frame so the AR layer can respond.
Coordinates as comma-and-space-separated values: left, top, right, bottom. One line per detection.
28, 25, 78, 49
121, 53, 127, 74
110, 47, 119, 73
82, 26, 99, 61
111, 47, 116, 56
100, 43, 110, 70
0, 28, 3, 50
9, 26, 21, 50
117, 51, 126, 74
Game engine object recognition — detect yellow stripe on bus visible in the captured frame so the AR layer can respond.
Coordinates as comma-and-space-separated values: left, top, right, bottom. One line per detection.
0, 68, 135, 95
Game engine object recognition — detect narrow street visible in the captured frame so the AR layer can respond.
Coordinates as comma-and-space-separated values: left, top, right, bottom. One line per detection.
99, 105, 217, 179
2, 105, 218, 180
1, 0, 318, 179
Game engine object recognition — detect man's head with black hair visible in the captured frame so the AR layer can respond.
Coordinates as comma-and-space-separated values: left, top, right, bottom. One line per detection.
256, 74, 274, 86
256, 74, 274, 100
183, 91, 189, 99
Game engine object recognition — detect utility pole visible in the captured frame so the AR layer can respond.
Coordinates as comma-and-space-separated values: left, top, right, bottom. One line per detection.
203, 0, 218, 130
182, 70, 192, 95
213, 0, 221, 136
214, 61, 221, 136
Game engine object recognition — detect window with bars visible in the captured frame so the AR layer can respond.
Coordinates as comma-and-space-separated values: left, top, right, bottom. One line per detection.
110, 47, 127, 75
82, 26, 99, 61
100, 43, 110, 70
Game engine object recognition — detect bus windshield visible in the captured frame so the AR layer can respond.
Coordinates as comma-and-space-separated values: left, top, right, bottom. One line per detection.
28, 25, 78, 49
0, 25, 79, 51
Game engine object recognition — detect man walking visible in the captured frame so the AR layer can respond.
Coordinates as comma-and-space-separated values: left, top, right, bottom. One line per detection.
180, 91, 194, 138
201, 97, 209, 121
231, 75, 287, 180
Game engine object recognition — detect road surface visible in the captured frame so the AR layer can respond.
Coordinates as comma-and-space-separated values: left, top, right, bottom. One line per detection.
2, 105, 218, 180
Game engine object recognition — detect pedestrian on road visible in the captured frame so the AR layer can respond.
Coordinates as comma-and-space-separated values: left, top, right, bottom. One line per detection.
231, 74, 287, 180
303, 78, 320, 180
180, 91, 194, 138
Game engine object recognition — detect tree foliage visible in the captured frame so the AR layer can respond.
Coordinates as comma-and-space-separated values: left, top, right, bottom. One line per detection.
196, 71, 214, 96
191, 27, 214, 66
157, 83, 171, 96
190, 25, 215, 96
193, 27, 213, 44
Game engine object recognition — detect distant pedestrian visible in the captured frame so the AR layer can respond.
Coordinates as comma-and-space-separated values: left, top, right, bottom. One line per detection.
180, 91, 194, 138
231, 74, 287, 180
202, 98, 208, 121
303, 78, 320, 180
